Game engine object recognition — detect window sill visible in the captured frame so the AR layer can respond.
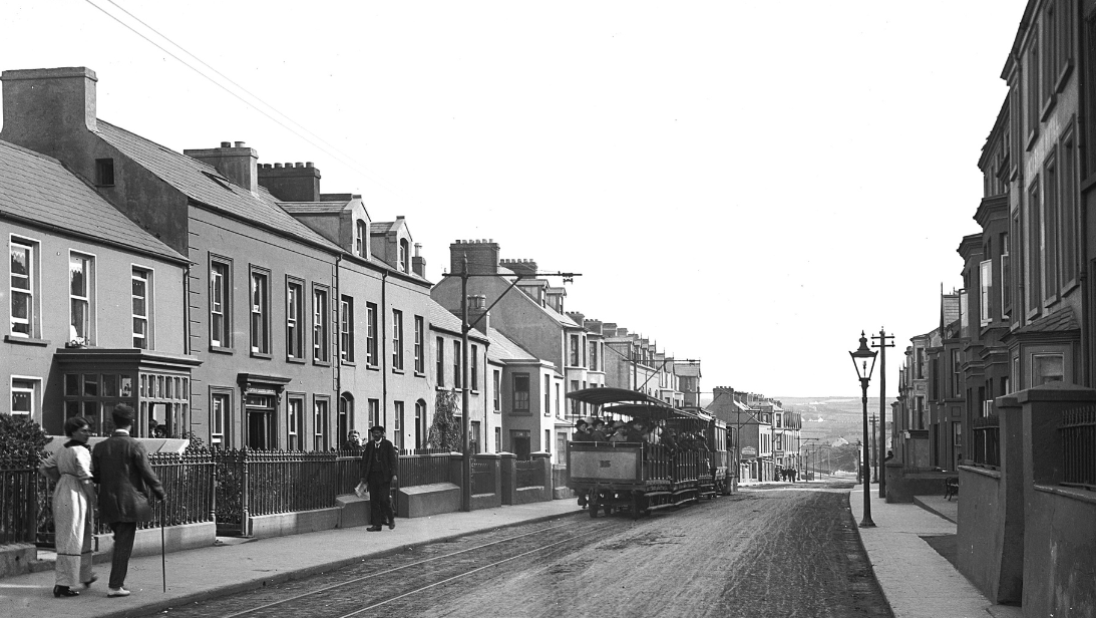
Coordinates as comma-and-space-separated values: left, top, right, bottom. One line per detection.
313, 359, 332, 367
1061, 279, 1080, 297
1039, 94, 1057, 122
1042, 294, 1059, 310
286, 357, 306, 365
392, 368, 405, 375
1026, 128, 1039, 151
251, 351, 273, 360
5, 335, 50, 347
414, 371, 426, 378
435, 385, 449, 391
510, 411, 532, 416
210, 345, 235, 355
493, 408, 501, 414
366, 364, 380, 372
341, 359, 357, 367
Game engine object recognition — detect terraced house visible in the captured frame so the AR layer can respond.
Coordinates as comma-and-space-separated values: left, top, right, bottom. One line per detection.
894, 3, 1096, 614
0, 66, 491, 452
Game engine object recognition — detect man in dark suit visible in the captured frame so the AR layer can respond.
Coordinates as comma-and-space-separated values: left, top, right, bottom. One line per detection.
360, 425, 398, 531
92, 404, 165, 597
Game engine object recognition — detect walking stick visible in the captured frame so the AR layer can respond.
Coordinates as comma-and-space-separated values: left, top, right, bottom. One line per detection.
160, 498, 166, 593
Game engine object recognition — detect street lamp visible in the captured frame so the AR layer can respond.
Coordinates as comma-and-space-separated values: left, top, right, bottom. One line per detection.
850, 331, 878, 528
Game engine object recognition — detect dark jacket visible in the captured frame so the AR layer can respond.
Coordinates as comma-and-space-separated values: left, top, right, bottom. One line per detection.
361, 439, 398, 481
92, 430, 165, 523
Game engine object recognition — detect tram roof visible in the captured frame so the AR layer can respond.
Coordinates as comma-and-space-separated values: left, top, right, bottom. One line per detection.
568, 387, 707, 422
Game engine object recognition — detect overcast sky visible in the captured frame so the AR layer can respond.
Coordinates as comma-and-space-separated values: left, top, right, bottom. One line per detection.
2, 1, 1028, 397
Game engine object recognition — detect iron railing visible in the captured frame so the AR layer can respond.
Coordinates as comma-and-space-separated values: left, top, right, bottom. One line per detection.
973, 414, 1000, 468
1061, 406, 1096, 490
0, 455, 38, 545
399, 452, 453, 487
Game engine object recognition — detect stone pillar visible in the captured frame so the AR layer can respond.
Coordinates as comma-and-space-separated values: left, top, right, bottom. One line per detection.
500, 452, 516, 505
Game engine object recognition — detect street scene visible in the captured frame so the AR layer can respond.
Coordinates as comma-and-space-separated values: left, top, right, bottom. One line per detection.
1, 0, 1095, 617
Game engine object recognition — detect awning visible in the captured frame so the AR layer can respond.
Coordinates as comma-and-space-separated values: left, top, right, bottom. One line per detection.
568, 387, 705, 422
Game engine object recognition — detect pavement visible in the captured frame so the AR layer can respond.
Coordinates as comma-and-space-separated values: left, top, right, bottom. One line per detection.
849, 483, 1023, 618
0, 483, 1024, 618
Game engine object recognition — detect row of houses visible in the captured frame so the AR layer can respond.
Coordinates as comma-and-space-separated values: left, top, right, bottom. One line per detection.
1, 65, 707, 467
888, 2, 1095, 615
704, 387, 802, 482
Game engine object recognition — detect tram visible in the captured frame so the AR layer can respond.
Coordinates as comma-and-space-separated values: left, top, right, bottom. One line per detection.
565, 387, 733, 519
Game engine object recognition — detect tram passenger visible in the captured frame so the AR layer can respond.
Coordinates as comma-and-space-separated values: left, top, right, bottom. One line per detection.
589, 419, 609, 442
608, 421, 628, 442
625, 421, 647, 443
572, 419, 592, 442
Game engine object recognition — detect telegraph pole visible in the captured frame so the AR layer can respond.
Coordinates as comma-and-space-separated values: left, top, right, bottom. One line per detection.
871, 328, 894, 498
869, 414, 878, 483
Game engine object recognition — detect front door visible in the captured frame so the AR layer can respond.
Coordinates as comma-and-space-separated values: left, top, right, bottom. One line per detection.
245, 393, 276, 450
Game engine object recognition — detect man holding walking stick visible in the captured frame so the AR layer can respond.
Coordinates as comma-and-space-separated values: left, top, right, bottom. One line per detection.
92, 404, 165, 598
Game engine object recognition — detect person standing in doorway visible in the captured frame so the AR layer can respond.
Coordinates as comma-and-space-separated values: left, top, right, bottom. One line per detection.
92, 404, 165, 597
361, 425, 398, 531
40, 416, 98, 597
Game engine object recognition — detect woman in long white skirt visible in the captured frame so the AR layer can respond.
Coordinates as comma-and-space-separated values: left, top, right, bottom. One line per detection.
40, 416, 97, 597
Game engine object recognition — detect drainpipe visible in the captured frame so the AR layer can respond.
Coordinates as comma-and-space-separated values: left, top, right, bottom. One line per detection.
183, 262, 193, 438
381, 269, 389, 428
1075, 0, 1090, 387
335, 254, 342, 410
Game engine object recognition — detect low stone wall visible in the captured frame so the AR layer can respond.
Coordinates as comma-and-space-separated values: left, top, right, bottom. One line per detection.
884, 463, 951, 503
245, 508, 341, 541
1023, 485, 1096, 617
94, 521, 217, 561
397, 483, 461, 518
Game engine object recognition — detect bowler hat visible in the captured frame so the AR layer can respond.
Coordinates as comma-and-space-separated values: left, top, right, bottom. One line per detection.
575, 419, 589, 428
369, 425, 386, 433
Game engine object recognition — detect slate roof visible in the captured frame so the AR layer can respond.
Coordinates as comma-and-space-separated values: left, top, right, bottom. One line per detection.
96, 121, 341, 252
1014, 309, 1079, 334
487, 327, 540, 363
426, 300, 487, 343
370, 221, 396, 234
279, 202, 349, 215
0, 139, 186, 263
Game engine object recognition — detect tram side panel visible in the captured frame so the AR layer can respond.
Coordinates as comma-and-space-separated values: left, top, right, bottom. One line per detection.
567, 443, 644, 488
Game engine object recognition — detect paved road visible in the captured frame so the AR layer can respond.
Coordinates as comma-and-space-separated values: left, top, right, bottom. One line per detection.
148, 482, 892, 618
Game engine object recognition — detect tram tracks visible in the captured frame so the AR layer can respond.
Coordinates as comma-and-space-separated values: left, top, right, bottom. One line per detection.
160, 518, 625, 618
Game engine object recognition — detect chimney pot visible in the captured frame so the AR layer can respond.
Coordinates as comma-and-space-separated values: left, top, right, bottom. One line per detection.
234, 141, 245, 148
220, 141, 231, 148
295, 162, 303, 168
274, 163, 283, 168
306, 161, 313, 167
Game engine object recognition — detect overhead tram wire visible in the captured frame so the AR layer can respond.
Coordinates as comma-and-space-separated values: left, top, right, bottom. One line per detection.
83, 0, 406, 201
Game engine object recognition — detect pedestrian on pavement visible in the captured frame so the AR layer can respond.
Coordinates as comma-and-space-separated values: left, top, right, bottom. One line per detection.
342, 430, 363, 452
92, 403, 165, 598
361, 425, 398, 532
39, 416, 98, 597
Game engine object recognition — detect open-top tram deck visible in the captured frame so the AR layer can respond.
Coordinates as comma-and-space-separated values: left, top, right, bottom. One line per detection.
564, 388, 732, 519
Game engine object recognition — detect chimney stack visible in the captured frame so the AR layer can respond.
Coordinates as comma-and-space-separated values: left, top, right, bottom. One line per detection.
499, 258, 537, 276
412, 243, 426, 277
185, 142, 261, 192
468, 294, 490, 334
449, 239, 500, 275
257, 161, 321, 201
0, 67, 98, 156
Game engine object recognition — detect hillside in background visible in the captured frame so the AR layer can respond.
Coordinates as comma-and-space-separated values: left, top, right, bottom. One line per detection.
774, 395, 885, 446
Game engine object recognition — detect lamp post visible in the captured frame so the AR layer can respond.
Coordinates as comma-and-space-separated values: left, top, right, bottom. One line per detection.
850, 331, 878, 528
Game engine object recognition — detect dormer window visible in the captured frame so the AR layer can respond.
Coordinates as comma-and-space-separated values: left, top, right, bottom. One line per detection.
356, 221, 367, 258
399, 239, 410, 273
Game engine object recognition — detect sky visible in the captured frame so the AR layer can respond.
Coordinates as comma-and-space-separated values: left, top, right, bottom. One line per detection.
1, 1, 1029, 397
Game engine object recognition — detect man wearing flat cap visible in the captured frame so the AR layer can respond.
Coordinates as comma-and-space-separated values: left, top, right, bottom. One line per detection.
360, 425, 398, 531
92, 403, 164, 597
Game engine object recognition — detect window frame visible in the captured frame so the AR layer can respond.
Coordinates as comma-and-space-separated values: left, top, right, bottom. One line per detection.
9, 237, 38, 339
513, 374, 530, 412
391, 309, 404, 370
249, 266, 270, 356
287, 395, 304, 451
69, 251, 95, 346
132, 266, 153, 350
436, 336, 445, 387
414, 315, 425, 374
340, 294, 354, 364
10, 376, 40, 422
286, 277, 305, 361
312, 284, 331, 365
366, 302, 378, 367
209, 387, 233, 447
313, 396, 330, 451
210, 257, 233, 350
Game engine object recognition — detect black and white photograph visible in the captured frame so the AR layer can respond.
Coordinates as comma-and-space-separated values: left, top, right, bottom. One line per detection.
0, 1, 1093, 617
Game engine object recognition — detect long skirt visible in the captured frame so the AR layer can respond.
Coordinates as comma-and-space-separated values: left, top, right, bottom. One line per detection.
53, 476, 94, 587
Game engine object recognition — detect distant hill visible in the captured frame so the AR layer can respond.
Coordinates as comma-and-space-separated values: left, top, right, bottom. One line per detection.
773, 395, 886, 446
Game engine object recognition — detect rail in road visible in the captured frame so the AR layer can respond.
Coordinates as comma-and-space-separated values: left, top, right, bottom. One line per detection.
145, 518, 629, 618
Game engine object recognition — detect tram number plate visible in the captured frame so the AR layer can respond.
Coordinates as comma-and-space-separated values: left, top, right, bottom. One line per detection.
600, 460, 611, 468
